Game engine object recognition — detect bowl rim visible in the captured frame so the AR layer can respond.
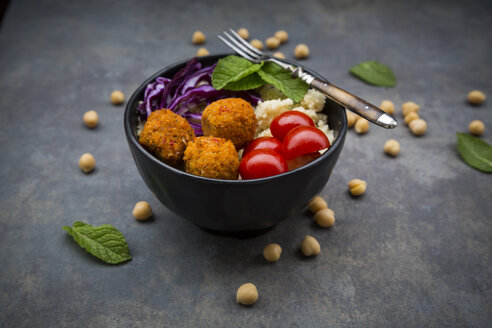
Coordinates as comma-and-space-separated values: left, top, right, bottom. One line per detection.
124, 53, 347, 185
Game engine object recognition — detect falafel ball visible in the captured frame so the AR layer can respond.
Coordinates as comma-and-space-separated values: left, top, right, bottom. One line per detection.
183, 136, 239, 180
202, 98, 257, 149
139, 109, 195, 166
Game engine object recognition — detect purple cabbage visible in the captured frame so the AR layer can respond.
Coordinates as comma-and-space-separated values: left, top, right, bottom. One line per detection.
137, 58, 261, 136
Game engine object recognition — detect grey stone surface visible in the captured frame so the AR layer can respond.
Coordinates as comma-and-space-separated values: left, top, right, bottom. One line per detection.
0, 0, 491, 327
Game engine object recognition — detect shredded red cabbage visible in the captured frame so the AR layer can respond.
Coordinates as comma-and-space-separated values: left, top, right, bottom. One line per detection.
138, 58, 261, 135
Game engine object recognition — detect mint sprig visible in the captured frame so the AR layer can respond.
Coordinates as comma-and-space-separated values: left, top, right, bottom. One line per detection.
456, 133, 492, 173
211, 55, 309, 102
257, 62, 309, 102
212, 56, 263, 90
350, 60, 396, 87
63, 221, 132, 264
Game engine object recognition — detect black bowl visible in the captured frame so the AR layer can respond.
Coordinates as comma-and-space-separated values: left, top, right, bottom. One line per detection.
124, 54, 347, 234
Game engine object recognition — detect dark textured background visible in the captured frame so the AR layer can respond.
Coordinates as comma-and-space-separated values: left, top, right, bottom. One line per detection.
0, 0, 491, 327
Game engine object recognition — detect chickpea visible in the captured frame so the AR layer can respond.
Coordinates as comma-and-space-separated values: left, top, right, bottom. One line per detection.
294, 44, 309, 59
301, 235, 321, 256
314, 208, 335, 228
308, 196, 327, 213
132, 201, 153, 221
401, 102, 420, 116
196, 47, 209, 57
409, 118, 427, 136
404, 112, 420, 125
236, 283, 258, 305
468, 120, 485, 136
110, 90, 125, 105
237, 28, 249, 40
273, 52, 285, 59
83, 110, 99, 128
250, 39, 263, 50
348, 178, 367, 196
274, 30, 288, 43
346, 110, 359, 128
467, 90, 486, 105
354, 117, 370, 134
265, 37, 280, 50
383, 139, 400, 157
79, 153, 95, 173
263, 243, 282, 262
379, 100, 395, 115
191, 30, 206, 44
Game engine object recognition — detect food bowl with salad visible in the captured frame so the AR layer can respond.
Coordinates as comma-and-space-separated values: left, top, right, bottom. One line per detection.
124, 54, 347, 234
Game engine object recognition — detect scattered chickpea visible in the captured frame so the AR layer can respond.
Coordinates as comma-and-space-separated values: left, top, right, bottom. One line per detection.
132, 201, 153, 221
468, 120, 485, 136
83, 110, 99, 128
110, 90, 125, 105
265, 37, 280, 50
196, 47, 209, 57
467, 90, 486, 105
236, 283, 258, 306
79, 153, 95, 173
308, 196, 327, 213
383, 139, 400, 157
404, 112, 420, 125
274, 30, 289, 43
301, 235, 321, 256
354, 117, 370, 134
379, 100, 395, 115
346, 110, 359, 128
191, 30, 206, 44
263, 243, 282, 262
409, 118, 427, 136
314, 208, 335, 228
250, 39, 264, 50
401, 102, 420, 116
348, 178, 367, 196
273, 52, 285, 59
294, 44, 309, 59
237, 28, 249, 40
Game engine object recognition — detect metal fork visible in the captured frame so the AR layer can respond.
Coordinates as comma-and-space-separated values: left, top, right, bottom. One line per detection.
219, 29, 398, 129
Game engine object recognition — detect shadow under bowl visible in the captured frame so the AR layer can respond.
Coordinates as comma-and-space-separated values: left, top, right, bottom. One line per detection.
124, 54, 347, 235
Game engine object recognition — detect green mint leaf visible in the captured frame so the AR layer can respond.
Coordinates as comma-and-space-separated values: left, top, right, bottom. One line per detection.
212, 55, 263, 90
223, 72, 265, 91
456, 133, 492, 173
349, 61, 396, 87
257, 62, 309, 102
63, 221, 132, 264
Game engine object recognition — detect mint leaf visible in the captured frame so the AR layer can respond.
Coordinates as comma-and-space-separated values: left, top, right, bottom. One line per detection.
212, 55, 263, 90
350, 61, 396, 87
63, 221, 132, 264
257, 62, 309, 102
456, 133, 492, 173
223, 72, 265, 91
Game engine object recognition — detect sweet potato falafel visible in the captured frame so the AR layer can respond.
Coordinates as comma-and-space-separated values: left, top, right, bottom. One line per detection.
183, 136, 239, 180
139, 109, 195, 166
202, 98, 257, 149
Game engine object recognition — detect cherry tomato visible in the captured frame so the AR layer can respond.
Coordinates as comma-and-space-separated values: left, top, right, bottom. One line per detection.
270, 111, 315, 142
243, 137, 283, 156
282, 126, 330, 160
239, 149, 288, 180
286, 152, 321, 171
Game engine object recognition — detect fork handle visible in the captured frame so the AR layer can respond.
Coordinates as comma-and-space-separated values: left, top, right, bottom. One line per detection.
310, 78, 398, 129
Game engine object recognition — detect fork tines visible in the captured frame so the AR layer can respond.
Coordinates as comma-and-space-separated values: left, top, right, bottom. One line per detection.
218, 28, 263, 61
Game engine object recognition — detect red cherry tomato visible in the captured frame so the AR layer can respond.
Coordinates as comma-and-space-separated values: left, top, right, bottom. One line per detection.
286, 152, 321, 171
239, 149, 288, 180
243, 137, 283, 156
270, 111, 315, 142
282, 126, 330, 160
